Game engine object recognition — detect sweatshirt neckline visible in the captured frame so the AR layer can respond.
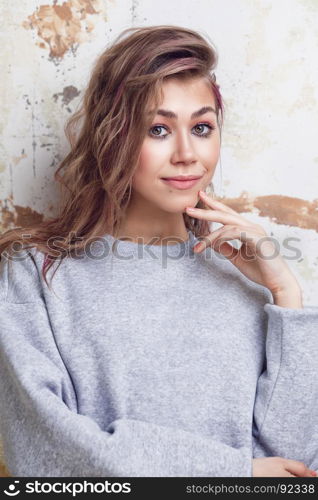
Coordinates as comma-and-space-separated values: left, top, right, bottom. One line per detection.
102, 230, 197, 258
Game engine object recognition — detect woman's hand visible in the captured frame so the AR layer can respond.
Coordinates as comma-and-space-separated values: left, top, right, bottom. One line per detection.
186, 191, 303, 306
252, 457, 317, 477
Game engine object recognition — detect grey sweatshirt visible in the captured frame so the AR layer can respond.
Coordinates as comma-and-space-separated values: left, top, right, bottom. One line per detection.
0, 229, 317, 477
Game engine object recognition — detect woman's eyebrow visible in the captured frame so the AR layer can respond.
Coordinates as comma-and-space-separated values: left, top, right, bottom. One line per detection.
149, 106, 216, 119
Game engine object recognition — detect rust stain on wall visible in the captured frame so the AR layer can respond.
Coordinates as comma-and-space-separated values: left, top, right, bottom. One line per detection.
0, 462, 10, 478
0, 206, 15, 230
0, 199, 44, 233
254, 195, 318, 230
22, 0, 106, 59
218, 192, 318, 231
0, 440, 10, 477
14, 205, 44, 228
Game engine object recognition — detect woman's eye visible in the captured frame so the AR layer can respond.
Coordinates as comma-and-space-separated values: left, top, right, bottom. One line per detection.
148, 123, 215, 140
193, 123, 214, 137
149, 125, 168, 139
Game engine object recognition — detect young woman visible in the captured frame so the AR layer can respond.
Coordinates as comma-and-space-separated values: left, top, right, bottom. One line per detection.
0, 25, 317, 478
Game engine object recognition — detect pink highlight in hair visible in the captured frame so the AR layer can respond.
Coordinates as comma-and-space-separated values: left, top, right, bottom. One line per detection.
211, 81, 224, 116
42, 254, 53, 278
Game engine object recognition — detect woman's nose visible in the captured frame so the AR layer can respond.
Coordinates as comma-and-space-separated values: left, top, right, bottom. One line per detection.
170, 132, 197, 165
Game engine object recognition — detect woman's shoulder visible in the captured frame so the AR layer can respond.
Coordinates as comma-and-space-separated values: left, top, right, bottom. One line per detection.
0, 246, 44, 303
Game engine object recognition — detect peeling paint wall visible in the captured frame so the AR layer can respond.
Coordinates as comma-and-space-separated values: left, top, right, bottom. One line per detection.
0, 0, 318, 477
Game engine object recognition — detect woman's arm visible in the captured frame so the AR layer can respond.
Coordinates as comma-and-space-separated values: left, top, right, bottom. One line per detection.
272, 284, 303, 309
252, 302, 318, 471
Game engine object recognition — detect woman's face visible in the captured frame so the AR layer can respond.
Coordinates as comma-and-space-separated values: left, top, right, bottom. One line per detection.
131, 76, 221, 214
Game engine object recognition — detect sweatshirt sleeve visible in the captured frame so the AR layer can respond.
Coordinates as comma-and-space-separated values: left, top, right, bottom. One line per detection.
252, 302, 318, 471
0, 251, 252, 477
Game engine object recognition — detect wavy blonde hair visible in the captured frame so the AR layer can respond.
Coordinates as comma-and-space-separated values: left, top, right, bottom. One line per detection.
0, 25, 224, 289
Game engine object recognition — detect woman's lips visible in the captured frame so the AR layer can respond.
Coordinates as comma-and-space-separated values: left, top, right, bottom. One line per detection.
161, 177, 202, 190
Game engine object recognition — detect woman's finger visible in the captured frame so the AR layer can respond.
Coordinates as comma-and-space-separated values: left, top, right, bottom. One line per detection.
198, 192, 267, 235
186, 207, 255, 228
194, 228, 240, 260
210, 241, 239, 260
194, 226, 226, 251
284, 459, 311, 477
199, 190, 240, 216
194, 225, 260, 253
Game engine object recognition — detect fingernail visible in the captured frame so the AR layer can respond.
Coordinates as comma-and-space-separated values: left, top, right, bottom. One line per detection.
186, 207, 196, 212
194, 243, 203, 251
